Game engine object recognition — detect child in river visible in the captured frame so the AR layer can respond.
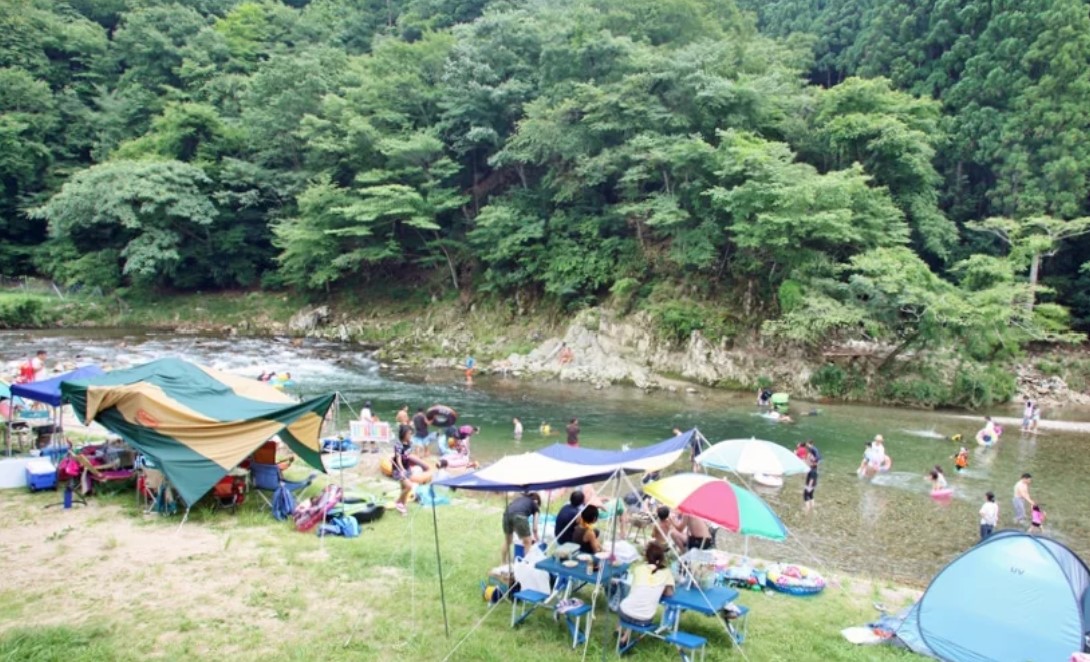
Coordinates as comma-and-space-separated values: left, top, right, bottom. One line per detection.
513, 417, 523, 441
953, 447, 969, 473
928, 465, 947, 493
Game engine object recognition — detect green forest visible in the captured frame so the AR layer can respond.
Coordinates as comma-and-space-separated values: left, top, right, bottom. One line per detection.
3, 0, 1090, 396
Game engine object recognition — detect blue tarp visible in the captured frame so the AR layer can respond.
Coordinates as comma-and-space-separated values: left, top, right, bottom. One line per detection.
435, 429, 695, 492
10, 366, 106, 407
537, 429, 694, 465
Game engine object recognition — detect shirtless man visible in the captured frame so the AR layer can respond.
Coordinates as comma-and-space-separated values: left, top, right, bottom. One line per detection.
683, 514, 714, 550
1012, 473, 1035, 525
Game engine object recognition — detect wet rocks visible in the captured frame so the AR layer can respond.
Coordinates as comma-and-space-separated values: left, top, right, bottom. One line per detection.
288, 305, 330, 334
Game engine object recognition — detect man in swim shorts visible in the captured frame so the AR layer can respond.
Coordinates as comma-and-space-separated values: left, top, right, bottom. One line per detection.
411, 407, 434, 455
501, 492, 541, 565
1012, 473, 1034, 525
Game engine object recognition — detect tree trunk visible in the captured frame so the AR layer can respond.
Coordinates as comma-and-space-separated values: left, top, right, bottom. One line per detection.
1026, 251, 1040, 312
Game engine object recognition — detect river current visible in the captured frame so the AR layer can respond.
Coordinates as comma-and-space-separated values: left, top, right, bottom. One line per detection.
6, 329, 1087, 585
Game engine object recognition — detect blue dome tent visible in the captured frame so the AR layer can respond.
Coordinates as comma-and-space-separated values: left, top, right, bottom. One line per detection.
893, 530, 1089, 661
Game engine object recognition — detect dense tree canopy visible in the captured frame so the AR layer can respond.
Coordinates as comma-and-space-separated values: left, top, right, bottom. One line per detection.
4, 0, 1089, 382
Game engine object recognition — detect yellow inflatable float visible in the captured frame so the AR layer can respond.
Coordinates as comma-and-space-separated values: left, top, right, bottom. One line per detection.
379, 457, 433, 484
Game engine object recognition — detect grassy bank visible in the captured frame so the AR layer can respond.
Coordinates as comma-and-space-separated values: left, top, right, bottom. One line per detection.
0, 477, 917, 662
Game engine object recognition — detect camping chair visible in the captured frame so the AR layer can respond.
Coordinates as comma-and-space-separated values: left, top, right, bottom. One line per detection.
209, 473, 247, 513
251, 461, 316, 512
73, 452, 134, 495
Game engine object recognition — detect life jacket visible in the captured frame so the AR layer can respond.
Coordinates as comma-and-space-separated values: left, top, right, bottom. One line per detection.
955, 453, 968, 468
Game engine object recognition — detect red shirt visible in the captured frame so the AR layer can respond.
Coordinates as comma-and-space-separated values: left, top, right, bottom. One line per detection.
795, 447, 808, 460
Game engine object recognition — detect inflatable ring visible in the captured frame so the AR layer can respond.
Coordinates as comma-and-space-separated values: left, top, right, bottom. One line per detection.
380, 456, 393, 477
427, 404, 457, 427
765, 563, 826, 596
931, 487, 954, 500
409, 467, 433, 485
349, 502, 385, 524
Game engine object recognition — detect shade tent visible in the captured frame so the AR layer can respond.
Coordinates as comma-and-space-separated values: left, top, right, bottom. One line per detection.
431, 429, 697, 649
61, 358, 335, 506
10, 366, 105, 406
893, 530, 1089, 661
436, 429, 693, 492
0, 381, 10, 399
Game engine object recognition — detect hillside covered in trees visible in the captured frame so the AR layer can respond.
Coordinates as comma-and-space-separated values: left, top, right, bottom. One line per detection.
4, 0, 1090, 403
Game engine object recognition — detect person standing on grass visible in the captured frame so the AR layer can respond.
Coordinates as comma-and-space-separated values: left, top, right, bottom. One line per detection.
566, 417, 580, 447
803, 458, 818, 513
391, 426, 428, 516
979, 492, 998, 540
1012, 473, 1034, 525
501, 492, 541, 565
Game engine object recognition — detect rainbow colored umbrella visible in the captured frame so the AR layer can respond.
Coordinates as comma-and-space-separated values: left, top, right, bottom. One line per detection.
643, 473, 787, 541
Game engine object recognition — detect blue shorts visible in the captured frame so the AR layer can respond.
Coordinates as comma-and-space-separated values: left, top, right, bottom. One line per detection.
411, 433, 434, 449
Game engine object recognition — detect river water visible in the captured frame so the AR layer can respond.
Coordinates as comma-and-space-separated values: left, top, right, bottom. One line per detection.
6, 329, 1088, 585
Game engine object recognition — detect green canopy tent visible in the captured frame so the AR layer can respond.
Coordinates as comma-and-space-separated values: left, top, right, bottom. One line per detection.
61, 358, 335, 506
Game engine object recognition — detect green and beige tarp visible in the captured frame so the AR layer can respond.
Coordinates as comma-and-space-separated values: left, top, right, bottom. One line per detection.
61, 358, 335, 506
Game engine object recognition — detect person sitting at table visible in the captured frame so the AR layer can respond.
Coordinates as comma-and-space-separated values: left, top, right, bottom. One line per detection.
572, 504, 602, 555
651, 505, 687, 551
555, 490, 584, 546
617, 541, 675, 644
683, 513, 714, 550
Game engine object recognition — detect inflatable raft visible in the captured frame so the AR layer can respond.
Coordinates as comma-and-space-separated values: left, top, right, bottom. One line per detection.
766, 563, 826, 596
427, 404, 458, 427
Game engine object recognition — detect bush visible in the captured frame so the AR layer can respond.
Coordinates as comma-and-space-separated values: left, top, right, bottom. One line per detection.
880, 376, 950, 408
1034, 359, 1062, 376
777, 279, 804, 313
610, 277, 641, 312
809, 363, 847, 398
0, 294, 55, 328
950, 364, 1017, 409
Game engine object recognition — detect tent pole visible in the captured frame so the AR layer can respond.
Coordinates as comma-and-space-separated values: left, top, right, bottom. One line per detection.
431, 488, 450, 638
597, 468, 623, 662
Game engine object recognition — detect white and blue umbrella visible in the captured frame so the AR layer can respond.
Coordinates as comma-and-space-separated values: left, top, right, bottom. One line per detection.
697, 438, 810, 476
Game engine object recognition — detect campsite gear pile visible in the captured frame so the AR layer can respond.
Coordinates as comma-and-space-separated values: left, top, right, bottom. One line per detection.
62, 358, 335, 508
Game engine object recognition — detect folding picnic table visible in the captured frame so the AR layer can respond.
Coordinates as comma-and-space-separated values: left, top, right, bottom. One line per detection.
513, 557, 630, 648
662, 585, 747, 645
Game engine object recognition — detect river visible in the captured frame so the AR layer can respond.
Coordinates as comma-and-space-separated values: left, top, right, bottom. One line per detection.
6, 329, 1088, 586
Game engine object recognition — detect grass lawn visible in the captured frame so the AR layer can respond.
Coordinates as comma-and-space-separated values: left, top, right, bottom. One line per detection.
0, 474, 919, 662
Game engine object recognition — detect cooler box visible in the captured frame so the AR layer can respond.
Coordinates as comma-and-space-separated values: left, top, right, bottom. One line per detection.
26, 459, 57, 491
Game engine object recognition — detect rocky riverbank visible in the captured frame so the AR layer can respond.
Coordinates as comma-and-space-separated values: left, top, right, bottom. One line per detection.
50, 288, 1090, 409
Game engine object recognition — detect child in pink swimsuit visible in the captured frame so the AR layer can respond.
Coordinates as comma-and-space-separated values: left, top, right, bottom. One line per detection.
1030, 504, 1045, 534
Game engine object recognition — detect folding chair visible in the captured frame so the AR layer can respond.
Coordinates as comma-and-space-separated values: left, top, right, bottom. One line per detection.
250, 461, 316, 511
73, 452, 134, 495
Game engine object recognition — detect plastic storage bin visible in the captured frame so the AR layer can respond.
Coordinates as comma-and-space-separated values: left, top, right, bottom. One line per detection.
25, 459, 57, 491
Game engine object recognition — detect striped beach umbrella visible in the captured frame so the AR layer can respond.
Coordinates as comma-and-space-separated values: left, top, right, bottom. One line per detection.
643, 472, 787, 541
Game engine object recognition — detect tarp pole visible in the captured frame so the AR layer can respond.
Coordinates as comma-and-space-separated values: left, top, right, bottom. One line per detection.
596, 468, 623, 662
431, 487, 450, 638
